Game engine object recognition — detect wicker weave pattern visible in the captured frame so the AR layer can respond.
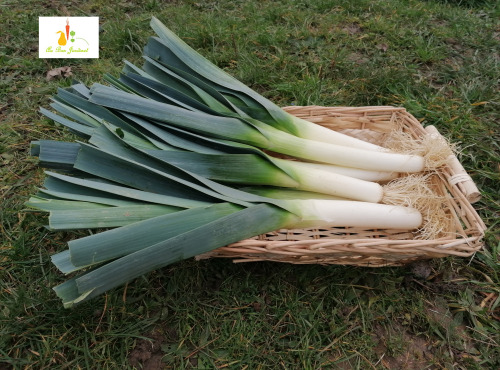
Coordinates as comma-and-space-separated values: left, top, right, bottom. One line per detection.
196, 106, 486, 266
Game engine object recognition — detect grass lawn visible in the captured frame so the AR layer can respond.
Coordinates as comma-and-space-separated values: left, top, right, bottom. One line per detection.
1, 0, 498, 368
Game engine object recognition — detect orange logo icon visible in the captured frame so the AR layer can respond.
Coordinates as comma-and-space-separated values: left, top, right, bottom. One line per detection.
56, 31, 67, 45
56, 18, 70, 45
55, 18, 88, 47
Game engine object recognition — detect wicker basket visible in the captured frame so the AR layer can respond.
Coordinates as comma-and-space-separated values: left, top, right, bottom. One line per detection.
196, 106, 486, 266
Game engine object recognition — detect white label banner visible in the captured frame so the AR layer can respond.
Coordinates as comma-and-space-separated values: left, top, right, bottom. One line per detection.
39, 17, 99, 58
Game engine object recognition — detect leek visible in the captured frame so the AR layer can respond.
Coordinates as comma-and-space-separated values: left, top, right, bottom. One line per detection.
28, 123, 422, 307
146, 17, 385, 151
32, 126, 390, 204
87, 84, 425, 172
37, 89, 399, 202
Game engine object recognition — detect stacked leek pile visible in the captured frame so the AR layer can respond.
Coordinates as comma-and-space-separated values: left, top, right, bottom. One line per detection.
30, 18, 440, 307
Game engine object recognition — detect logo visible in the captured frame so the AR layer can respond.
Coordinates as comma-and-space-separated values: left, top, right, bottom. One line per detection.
39, 17, 99, 58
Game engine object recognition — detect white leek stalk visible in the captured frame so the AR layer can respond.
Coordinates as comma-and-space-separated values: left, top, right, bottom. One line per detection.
280, 160, 398, 182
285, 199, 422, 229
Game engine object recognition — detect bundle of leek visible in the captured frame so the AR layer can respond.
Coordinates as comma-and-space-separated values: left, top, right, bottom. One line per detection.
39, 82, 425, 205
30, 138, 421, 307
28, 18, 447, 308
